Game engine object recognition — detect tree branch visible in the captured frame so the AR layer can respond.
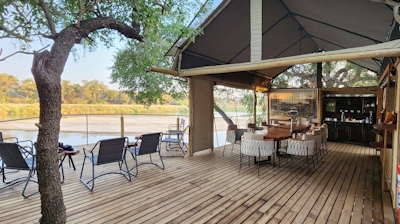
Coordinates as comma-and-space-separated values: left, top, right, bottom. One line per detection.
78, 17, 143, 41
38, 0, 57, 35
0, 45, 50, 62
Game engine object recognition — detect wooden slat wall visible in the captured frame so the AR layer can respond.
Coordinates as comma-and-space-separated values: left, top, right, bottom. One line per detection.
0, 142, 394, 223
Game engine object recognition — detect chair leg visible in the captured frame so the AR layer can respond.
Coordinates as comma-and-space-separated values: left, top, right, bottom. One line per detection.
119, 158, 132, 181
127, 153, 138, 177
223, 143, 227, 156
158, 152, 165, 170
22, 170, 38, 199
257, 154, 260, 178
59, 161, 65, 184
278, 153, 281, 168
80, 156, 95, 191
239, 152, 243, 173
312, 155, 316, 171
272, 153, 275, 171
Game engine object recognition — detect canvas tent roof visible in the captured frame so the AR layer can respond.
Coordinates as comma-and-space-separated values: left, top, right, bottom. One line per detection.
167, 0, 399, 90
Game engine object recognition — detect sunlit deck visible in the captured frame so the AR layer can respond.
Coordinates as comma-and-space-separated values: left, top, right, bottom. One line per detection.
0, 142, 395, 223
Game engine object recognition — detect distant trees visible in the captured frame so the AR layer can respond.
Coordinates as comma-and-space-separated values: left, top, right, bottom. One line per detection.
0, 73, 188, 105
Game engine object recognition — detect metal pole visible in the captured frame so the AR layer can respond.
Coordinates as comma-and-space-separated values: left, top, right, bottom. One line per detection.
177, 116, 180, 130
86, 114, 88, 145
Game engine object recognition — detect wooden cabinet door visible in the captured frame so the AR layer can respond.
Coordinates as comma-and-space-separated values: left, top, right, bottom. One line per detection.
348, 124, 363, 143
327, 123, 336, 141
335, 125, 349, 142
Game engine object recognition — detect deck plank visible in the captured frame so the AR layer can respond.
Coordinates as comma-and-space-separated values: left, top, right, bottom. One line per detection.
0, 141, 395, 223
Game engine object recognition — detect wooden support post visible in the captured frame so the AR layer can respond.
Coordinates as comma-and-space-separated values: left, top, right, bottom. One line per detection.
120, 115, 124, 137
317, 62, 322, 88
382, 129, 389, 192
253, 89, 257, 125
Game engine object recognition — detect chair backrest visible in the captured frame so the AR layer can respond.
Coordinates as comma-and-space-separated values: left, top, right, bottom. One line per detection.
247, 123, 256, 128
0, 142, 31, 169
287, 139, 314, 156
137, 132, 162, 155
97, 137, 127, 164
227, 124, 237, 130
180, 119, 185, 127
241, 137, 274, 157
299, 118, 309, 126
178, 126, 189, 140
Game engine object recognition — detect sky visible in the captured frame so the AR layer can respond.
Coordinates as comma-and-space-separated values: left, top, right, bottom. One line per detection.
1, 39, 122, 90
0, 0, 221, 91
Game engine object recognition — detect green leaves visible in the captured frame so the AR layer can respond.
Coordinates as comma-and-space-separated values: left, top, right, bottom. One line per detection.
110, 0, 206, 106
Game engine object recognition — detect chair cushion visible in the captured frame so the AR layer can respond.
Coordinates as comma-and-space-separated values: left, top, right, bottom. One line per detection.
87, 155, 99, 165
162, 137, 179, 143
127, 147, 140, 156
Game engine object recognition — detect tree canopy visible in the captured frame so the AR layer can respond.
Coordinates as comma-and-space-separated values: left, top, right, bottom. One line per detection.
109, 2, 207, 105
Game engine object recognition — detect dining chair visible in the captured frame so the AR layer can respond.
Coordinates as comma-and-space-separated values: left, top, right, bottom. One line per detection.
320, 126, 328, 156
278, 134, 316, 176
312, 129, 323, 162
239, 132, 275, 178
299, 117, 310, 126
223, 124, 246, 155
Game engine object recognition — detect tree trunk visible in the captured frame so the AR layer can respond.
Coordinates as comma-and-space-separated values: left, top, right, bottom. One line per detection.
214, 103, 234, 125
32, 50, 66, 224
27, 18, 142, 224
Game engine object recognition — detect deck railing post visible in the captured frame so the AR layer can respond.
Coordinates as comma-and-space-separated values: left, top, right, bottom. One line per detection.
86, 114, 89, 145
121, 115, 125, 137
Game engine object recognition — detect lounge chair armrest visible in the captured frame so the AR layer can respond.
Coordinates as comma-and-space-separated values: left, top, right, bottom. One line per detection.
3, 136, 19, 143
83, 146, 92, 156
17, 140, 34, 148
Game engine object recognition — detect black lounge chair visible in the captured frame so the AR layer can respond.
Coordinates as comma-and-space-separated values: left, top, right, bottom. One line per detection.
80, 137, 131, 191
0, 141, 38, 198
124, 132, 164, 177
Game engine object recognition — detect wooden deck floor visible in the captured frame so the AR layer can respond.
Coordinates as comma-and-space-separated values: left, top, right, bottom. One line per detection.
0, 142, 395, 223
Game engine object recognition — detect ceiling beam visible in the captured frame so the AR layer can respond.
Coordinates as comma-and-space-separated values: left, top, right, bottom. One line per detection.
176, 40, 400, 77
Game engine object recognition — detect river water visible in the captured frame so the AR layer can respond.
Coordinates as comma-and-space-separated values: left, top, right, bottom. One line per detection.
1, 113, 252, 147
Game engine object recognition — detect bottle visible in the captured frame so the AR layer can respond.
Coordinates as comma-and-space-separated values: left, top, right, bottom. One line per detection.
369, 111, 373, 124
341, 112, 345, 122
365, 117, 369, 124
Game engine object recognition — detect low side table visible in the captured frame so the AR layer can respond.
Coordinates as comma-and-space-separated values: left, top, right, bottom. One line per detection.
59, 147, 79, 170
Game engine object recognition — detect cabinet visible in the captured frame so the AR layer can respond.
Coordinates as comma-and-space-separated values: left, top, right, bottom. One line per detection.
324, 121, 375, 145
323, 96, 376, 123
335, 123, 349, 142
348, 124, 363, 143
